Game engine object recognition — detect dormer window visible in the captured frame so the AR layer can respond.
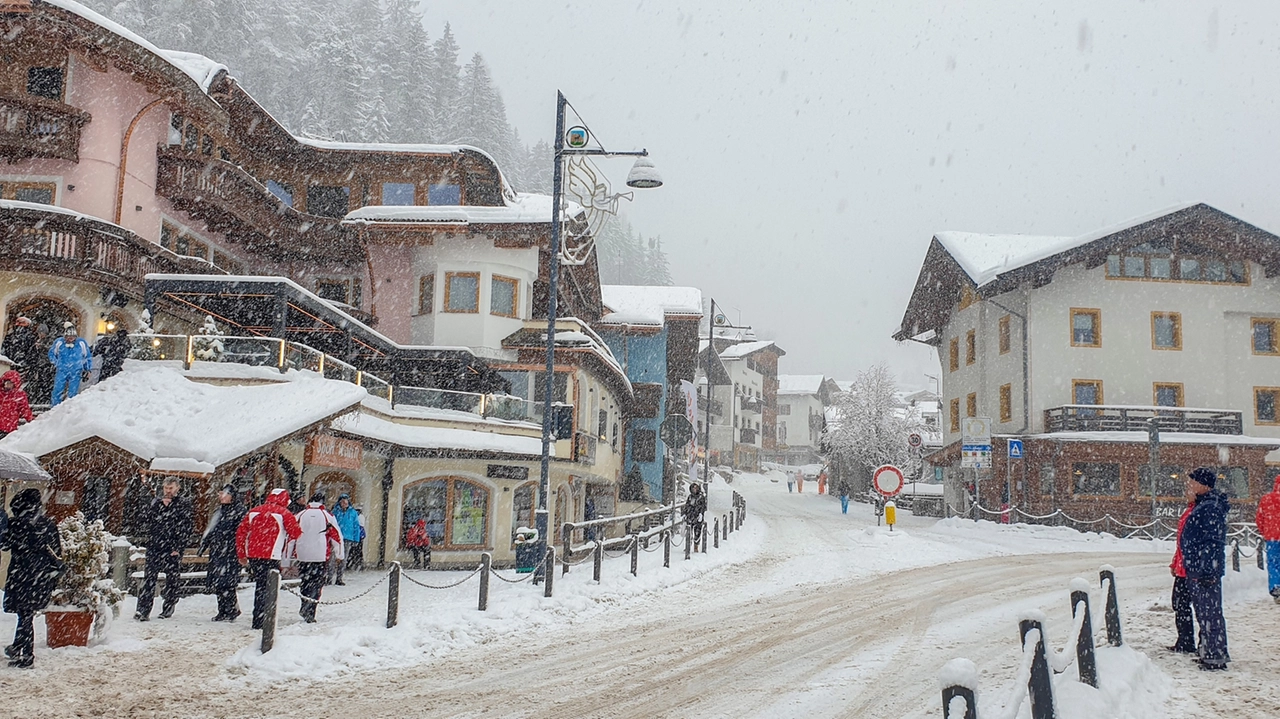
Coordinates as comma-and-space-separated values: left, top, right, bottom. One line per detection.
428, 183, 461, 205
27, 67, 64, 101
382, 182, 415, 206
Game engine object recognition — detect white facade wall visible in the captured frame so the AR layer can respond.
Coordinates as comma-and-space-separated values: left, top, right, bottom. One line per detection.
725, 358, 764, 449
410, 237, 538, 353
777, 392, 824, 449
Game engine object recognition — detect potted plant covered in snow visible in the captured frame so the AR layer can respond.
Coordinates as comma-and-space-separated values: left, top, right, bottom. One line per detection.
46, 513, 124, 647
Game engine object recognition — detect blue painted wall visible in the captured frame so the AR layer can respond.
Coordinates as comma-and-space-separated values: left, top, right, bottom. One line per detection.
600, 326, 670, 501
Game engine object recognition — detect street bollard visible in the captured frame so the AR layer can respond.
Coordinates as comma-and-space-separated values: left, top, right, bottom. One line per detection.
562, 523, 572, 576
1019, 618, 1056, 719
1231, 541, 1240, 572
702, 524, 708, 554
1100, 567, 1122, 646
722, 514, 728, 542
630, 535, 639, 576
730, 510, 736, 533
664, 529, 671, 568
685, 526, 692, 560
1070, 580, 1097, 688
386, 561, 401, 629
713, 518, 720, 549
593, 541, 603, 582
479, 552, 491, 611
260, 569, 280, 653
544, 547, 555, 598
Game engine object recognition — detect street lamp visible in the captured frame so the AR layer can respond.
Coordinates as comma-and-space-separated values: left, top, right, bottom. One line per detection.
534, 91, 661, 582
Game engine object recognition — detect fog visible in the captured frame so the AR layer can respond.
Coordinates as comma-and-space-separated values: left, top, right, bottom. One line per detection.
420, 1, 1280, 387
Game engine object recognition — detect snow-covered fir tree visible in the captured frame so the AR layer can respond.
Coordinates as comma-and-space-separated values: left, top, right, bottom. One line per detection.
192, 315, 225, 362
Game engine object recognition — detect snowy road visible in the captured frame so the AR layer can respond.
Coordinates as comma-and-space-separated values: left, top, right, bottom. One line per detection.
2, 475, 1277, 718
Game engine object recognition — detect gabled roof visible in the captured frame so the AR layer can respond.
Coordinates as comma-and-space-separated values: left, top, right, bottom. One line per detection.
778, 374, 824, 395
895, 203, 1280, 342
719, 340, 785, 359
599, 285, 703, 327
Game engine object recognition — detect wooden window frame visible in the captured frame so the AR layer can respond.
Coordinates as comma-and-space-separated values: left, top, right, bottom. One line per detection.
315, 278, 353, 305
998, 315, 1011, 355
999, 384, 1012, 423
949, 399, 960, 432
1105, 250, 1250, 286
965, 329, 976, 365
380, 181, 417, 206
1251, 318, 1279, 356
1153, 382, 1184, 408
965, 392, 977, 418
1071, 379, 1104, 405
443, 271, 481, 313
949, 337, 960, 372
401, 477, 491, 551
1254, 387, 1280, 426
417, 275, 435, 315
490, 274, 520, 318
1150, 312, 1182, 351
0, 180, 58, 204
1070, 308, 1101, 348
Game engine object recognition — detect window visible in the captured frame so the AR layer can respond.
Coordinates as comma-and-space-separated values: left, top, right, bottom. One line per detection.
307, 185, 350, 218
998, 315, 1011, 354
511, 483, 535, 544
958, 285, 977, 310
266, 180, 294, 207
381, 182, 415, 205
949, 337, 960, 372
949, 399, 960, 432
1252, 319, 1278, 355
418, 275, 434, 314
965, 329, 976, 365
27, 67, 64, 101
1106, 242, 1248, 285
1072, 379, 1103, 405
1151, 312, 1181, 350
778, 403, 791, 415
598, 408, 608, 440
965, 392, 977, 418
211, 248, 242, 274
183, 124, 199, 151
401, 478, 489, 550
1072, 462, 1121, 496
168, 113, 184, 145
1039, 465, 1056, 496
444, 272, 480, 313
1256, 387, 1280, 424
999, 384, 1012, 423
1207, 467, 1250, 499
777, 424, 787, 443
1153, 383, 1184, 407
1138, 465, 1185, 498
0, 182, 56, 205
532, 372, 569, 404
315, 279, 351, 304
490, 275, 519, 318
201, 134, 214, 156
159, 220, 208, 260
632, 429, 657, 463
1070, 308, 1101, 347
428, 183, 461, 205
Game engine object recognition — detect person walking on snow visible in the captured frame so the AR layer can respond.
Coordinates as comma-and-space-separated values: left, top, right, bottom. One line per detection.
47, 323, 91, 406
330, 493, 360, 585
135, 478, 193, 621
1256, 473, 1280, 603
236, 488, 302, 630
1181, 467, 1231, 670
685, 482, 707, 549
2, 488, 60, 669
404, 519, 431, 569
0, 370, 34, 439
2, 317, 38, 372
1168, 488, 1197, 653
200, 484, 245, 622
290, 492, 344, 623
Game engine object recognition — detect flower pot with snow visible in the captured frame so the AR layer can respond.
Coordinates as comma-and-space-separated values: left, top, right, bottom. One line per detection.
46, 513, 124, 648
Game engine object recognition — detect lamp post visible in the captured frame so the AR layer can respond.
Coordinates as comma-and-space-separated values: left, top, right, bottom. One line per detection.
534, 91, 661, 582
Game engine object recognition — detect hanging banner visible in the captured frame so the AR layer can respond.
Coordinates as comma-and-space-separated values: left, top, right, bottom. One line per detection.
680, 379, 699, 460
305, 435, 363, 469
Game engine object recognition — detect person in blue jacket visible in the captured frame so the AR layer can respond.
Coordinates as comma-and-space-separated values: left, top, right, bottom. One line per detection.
1181, 467, 1231, 671
48, 324, 92, 406
330, 493, 361, 585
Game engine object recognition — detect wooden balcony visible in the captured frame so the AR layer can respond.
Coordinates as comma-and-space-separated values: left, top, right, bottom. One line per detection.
0, 201, 225, 295
0, 94, 91, 163
1043, 405, 1243, 435
156, 149, 362, 266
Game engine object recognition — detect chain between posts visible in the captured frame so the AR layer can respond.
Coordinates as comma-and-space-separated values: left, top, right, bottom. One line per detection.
400, 563, 485, 590
489, 555, 549, 584
282, 570, 390, 605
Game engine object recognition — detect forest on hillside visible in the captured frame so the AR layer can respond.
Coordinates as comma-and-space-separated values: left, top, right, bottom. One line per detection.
83, 0, 671, 285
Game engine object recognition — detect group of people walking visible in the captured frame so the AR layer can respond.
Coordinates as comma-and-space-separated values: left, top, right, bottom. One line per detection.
1, 317, 131, 412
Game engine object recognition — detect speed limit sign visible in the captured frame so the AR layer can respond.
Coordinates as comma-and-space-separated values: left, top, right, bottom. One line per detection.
907, 433, 922, 449
872, 465, 905, 497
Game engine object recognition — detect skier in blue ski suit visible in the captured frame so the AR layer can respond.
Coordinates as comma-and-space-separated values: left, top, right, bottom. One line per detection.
48, 325, 92, 406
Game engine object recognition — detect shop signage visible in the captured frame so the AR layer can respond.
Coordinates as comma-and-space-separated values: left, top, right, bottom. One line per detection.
305, 434, 362, 469
487, 464, 530, 481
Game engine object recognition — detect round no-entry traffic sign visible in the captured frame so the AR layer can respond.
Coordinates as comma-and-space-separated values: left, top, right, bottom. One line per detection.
872, 464, 905, 497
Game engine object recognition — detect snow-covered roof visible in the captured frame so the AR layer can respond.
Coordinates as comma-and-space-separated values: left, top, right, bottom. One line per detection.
344, 193, 581, 226
1030, 431, 1280, 447
600, 285, 703, 327
331, 413, 544, 457
0, 363, 365, 466
296, 137, 489, 156
777, 375, 825, 395
719, 340, 782, 359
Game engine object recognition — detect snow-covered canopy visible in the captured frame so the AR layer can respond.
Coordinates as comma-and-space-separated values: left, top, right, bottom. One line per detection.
600, 285, 703, 327
0, 363, 365, 467
331, 413, 544, 457
777, 375, 825, 396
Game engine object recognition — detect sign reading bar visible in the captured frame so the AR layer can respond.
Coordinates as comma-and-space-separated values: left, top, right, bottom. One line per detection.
305, 434, 363, 470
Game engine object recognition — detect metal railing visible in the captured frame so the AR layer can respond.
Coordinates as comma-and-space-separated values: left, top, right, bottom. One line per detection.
0, 93, 91, 162
1043, 404, 1243, 435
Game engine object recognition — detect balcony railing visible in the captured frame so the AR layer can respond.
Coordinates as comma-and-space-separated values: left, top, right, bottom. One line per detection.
739, 427, 758, 444
739, 396, 762, 414
1043, 405, 1243, 435
156, 149, 361, 266
0, 94, 91, 162
0, 201, 226, 293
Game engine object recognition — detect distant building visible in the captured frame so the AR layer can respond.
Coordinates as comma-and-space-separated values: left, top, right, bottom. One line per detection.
772, 374, 841, 465
696, 337, 786, 472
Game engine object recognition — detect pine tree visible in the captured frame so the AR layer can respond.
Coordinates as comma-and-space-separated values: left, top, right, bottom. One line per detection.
429, 24, 463, 143
192, 315, 225, 362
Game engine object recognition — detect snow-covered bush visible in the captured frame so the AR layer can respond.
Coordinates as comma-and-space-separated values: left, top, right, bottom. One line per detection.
192, 314, 225, 361
52, 512, 124, 621
822, 363, 925, 497
128, 309, 160, 360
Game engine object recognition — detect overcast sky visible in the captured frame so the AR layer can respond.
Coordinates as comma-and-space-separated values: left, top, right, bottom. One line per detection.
420, 1, 1280, 389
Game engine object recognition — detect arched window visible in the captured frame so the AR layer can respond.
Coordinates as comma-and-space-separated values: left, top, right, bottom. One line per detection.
402, 478, 490, 549
310, 471, 357, 507
511, 482, 536, 545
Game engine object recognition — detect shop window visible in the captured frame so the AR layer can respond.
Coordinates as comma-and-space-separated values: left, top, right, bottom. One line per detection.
418, 275, 434, 314
27, 67, 64, 101
965, 329, 976, 365
1, 182, 55, 205
444, 272, 480, 313
1070, 308, 1101, 347
428, 183, 461, 205
1255, 387, 1280, 424
1072, 462, 1121, 496
998, 315, 1011, 354
1138, 465, 1185, 498
382, 182, 415, 205
1039, 464, 1055, 496
1072, 379, 1103, 406
1207, 467, 1250, 499
1252, 319, 1278, 355
632, 429, 657, 463
307, 185, 350, 218
965, 393, 976, 418
1153, 383, 1183, 408
402, 478, 489, 549
999, 384, 1012, 423
949, 399, 960, 432
511, 483, 535, 544
490, 275, 519, 318
1151, 312, 1181, 350
266, 180, 293, 207
949, 337, 959, 372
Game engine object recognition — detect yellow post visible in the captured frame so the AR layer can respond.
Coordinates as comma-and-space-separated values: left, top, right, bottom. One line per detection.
885, 500, 897, 531
185, 334, 194, 368
317, 353, 325, 375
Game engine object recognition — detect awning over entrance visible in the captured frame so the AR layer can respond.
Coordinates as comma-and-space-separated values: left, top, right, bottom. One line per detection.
144, 275, 506, 392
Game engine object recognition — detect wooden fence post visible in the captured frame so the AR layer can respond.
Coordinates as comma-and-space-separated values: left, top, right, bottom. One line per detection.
544, 547, 555, 598
630, 534, 639, 576
664, 529, 671, 568
478, 552, 491, 611
1099, 566, 1122, 646
1070, 579, 1096, 688
593, 541, 603, 582
939, 658, 978, 719
386, 561, 401, 629
1019, 617, 1056, 719
260, 569, 280, 653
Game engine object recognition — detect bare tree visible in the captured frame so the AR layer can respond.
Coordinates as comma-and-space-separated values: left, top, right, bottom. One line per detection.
823, 364, 924, 498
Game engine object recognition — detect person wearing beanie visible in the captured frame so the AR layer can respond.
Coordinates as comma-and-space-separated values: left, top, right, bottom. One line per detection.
47, 323, 91, 406
2, 488, 60, 668
236, 488, 302, 630
1181, 467, 1230, 670
290, 491, 344, 623
200, 484, 245, 621
330, 493, 360, 585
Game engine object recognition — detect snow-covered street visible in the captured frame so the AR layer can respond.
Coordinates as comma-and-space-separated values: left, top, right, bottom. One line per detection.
2, 474, 1275, 718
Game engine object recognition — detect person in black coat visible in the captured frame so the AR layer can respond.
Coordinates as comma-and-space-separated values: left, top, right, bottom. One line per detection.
1181, 467, 1231, 670
134, 478, 193, 621
93, 327, 130, 381
2, 488, 62, 669
2, 318, 38, 371
199, 484, 245, 622
685, 483, 708, 549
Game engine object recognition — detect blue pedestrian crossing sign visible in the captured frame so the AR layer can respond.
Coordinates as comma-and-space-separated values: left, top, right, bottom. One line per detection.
1008, 439, 1024, 459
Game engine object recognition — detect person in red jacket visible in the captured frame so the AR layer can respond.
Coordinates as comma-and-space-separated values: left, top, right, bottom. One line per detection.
236, 488, 302, 630
1169, 489, 1197, 653
1256, 474, 1280, 602
404, 519, 431, 569
0, 370, 34, 438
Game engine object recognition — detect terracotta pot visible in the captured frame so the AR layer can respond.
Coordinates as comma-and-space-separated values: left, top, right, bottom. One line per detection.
45, 608, 94, 648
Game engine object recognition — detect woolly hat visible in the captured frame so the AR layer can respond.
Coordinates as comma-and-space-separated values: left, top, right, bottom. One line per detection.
220, 483, 237, 496
1189, 467, 1218, 489
310, 491, 327, 504
13, 316, 31, 327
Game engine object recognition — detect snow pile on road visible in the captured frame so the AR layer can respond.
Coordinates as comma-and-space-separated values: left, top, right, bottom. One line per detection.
1044, 644, 1173, 719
